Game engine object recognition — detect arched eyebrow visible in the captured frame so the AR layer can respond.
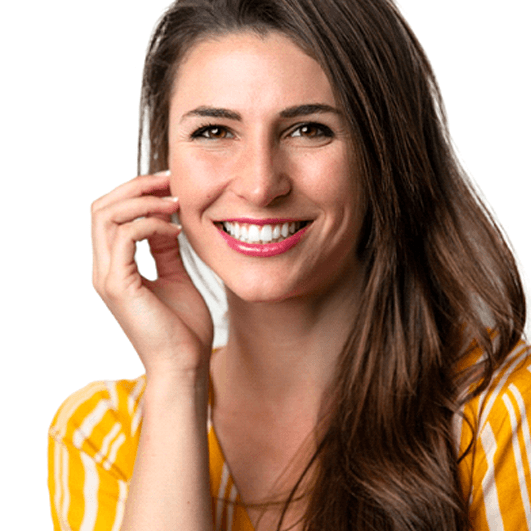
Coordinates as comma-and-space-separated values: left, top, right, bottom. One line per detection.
180, 103, 341, 122
181, 106, 241, 122
279, 103, 341, 118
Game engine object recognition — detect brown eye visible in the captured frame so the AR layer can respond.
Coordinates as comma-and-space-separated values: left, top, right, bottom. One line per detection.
300, 125, 319, 137
191, 125, 233, 140
290, 123, 333, 139
206, 126, 226, 138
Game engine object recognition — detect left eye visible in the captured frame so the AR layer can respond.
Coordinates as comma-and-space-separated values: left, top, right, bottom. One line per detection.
191, 125, 234, 139
289, 123, 333, 139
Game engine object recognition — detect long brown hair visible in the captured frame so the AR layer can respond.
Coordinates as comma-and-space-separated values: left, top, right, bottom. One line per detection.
138, 1, 526, 529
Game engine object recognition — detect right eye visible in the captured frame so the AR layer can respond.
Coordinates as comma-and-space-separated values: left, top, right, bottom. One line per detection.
190, 125, 234, 140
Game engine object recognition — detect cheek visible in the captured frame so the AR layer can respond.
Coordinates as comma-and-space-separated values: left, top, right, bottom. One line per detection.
169, 150, 220, 200
168, 150, 230, 228
298, 150, 356, 204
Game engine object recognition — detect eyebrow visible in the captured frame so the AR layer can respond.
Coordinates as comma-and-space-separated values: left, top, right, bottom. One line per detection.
180, 103, 341, 122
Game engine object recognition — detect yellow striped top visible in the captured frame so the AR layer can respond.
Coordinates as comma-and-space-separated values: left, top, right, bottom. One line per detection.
48, 340, 531, 530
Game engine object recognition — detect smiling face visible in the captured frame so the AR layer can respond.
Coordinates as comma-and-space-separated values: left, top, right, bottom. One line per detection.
168, 31, 364, 303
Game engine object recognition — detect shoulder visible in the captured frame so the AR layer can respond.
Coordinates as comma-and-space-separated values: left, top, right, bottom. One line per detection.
456, 340, 531, 529
49, 376, 146, 476
456, 339, 531, 441
467, 339, 531, 430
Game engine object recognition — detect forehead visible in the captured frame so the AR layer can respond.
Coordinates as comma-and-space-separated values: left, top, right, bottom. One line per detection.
170, 31, 336, 117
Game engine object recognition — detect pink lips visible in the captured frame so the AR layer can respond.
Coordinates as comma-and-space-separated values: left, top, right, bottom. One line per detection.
216, 220, 311, 257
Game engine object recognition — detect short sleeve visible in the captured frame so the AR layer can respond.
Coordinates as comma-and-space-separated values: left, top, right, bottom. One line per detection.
463, 343, 531, 530
48, 377, 145, 531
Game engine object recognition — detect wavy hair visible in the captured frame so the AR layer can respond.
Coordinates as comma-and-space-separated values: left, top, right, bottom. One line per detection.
138, 0, 526, 529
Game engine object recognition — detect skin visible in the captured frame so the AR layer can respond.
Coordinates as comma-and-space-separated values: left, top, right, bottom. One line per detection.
91, 31, 364, 530
169, 32, 363, 303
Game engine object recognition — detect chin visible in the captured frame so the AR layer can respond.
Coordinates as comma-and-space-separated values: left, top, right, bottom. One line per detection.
223, 274, 319, 304
226, 285, 292, 304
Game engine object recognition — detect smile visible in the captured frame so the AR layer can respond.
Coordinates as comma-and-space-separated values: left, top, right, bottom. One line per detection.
215, 219, 312, 257
221, 220, 309, 244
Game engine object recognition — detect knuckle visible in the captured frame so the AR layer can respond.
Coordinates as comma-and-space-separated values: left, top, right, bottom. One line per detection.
92, 278, 103, 296
91, 198, 103, 215
115, 222, 133, 239
103, 277, 122, 301
92, 271, 105, 295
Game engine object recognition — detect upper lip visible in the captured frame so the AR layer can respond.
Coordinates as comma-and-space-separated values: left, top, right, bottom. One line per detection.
215, 217, 311, 226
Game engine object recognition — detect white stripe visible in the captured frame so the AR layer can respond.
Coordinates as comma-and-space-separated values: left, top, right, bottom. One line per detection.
215, 463, 230, 531
73, 401, 109, 449
104, 433, 126, 471
452, 410, 475, 506
53, 440, 73, 530
226, 483, 238, 531
111, 480, 128, 531
54, 382, 105, 439
508, 383, 531, 468
128, 378, 145, 415
60, 443, 72, 530
53, 439, 63, 524
105, 380, 119, 410
506, 385, 531, 528
480, 422, 505, 531
95, 423, 121, 465
79, 452, 100, 531
129, 378, 146, 434
131, 396, 144, 436
478, 344, 528, 431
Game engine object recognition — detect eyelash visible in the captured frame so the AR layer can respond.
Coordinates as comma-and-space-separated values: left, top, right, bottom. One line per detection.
189, 122, 334, 140
190, 123, 233, 140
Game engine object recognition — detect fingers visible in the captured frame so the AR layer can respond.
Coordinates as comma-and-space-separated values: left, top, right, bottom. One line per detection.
98, 195, 179, 225
92, 197, 179, 280
148, 228, 185, 280
91, 171, 173, 212
107, 217, 182, 296
92, 172, 182, 298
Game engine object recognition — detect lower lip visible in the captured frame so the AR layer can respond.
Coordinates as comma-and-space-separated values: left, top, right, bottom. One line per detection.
217, 224, 310, 257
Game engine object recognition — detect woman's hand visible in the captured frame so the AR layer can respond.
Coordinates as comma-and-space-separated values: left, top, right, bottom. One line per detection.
91, 171, 214, 384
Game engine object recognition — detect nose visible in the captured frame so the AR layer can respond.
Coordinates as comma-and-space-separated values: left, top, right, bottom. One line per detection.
230, 137, 291, 207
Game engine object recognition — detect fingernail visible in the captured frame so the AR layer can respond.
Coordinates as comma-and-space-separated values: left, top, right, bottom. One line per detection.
162, 196, 179, 202
154, 169, 171, 176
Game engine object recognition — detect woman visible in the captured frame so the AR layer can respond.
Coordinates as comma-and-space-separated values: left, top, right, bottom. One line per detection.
48, 0, 529, 530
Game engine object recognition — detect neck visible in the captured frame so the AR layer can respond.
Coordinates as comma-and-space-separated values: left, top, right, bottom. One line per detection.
214, 271, 361, 419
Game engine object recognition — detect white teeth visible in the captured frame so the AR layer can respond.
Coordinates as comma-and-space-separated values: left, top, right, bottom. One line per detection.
248, 225, 260, 242
260, 225, 273, 243
222, 221, 306, 244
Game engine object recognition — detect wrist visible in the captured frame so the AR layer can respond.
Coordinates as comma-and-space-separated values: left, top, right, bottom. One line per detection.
143, 367, 210, 411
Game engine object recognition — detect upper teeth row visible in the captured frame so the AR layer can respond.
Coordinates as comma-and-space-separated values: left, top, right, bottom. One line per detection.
223, 221, 301, 243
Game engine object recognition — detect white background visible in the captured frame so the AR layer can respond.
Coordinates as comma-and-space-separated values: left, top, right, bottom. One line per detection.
1, 0, 529, 528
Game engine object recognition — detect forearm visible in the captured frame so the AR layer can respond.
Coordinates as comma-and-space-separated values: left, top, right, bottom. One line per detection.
121, 373, 213, 531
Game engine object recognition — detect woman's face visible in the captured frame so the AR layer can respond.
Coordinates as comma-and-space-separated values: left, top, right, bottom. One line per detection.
168, 31, 364, 302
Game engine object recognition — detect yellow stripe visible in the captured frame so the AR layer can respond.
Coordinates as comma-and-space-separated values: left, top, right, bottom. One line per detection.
50, 342, 530, 531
